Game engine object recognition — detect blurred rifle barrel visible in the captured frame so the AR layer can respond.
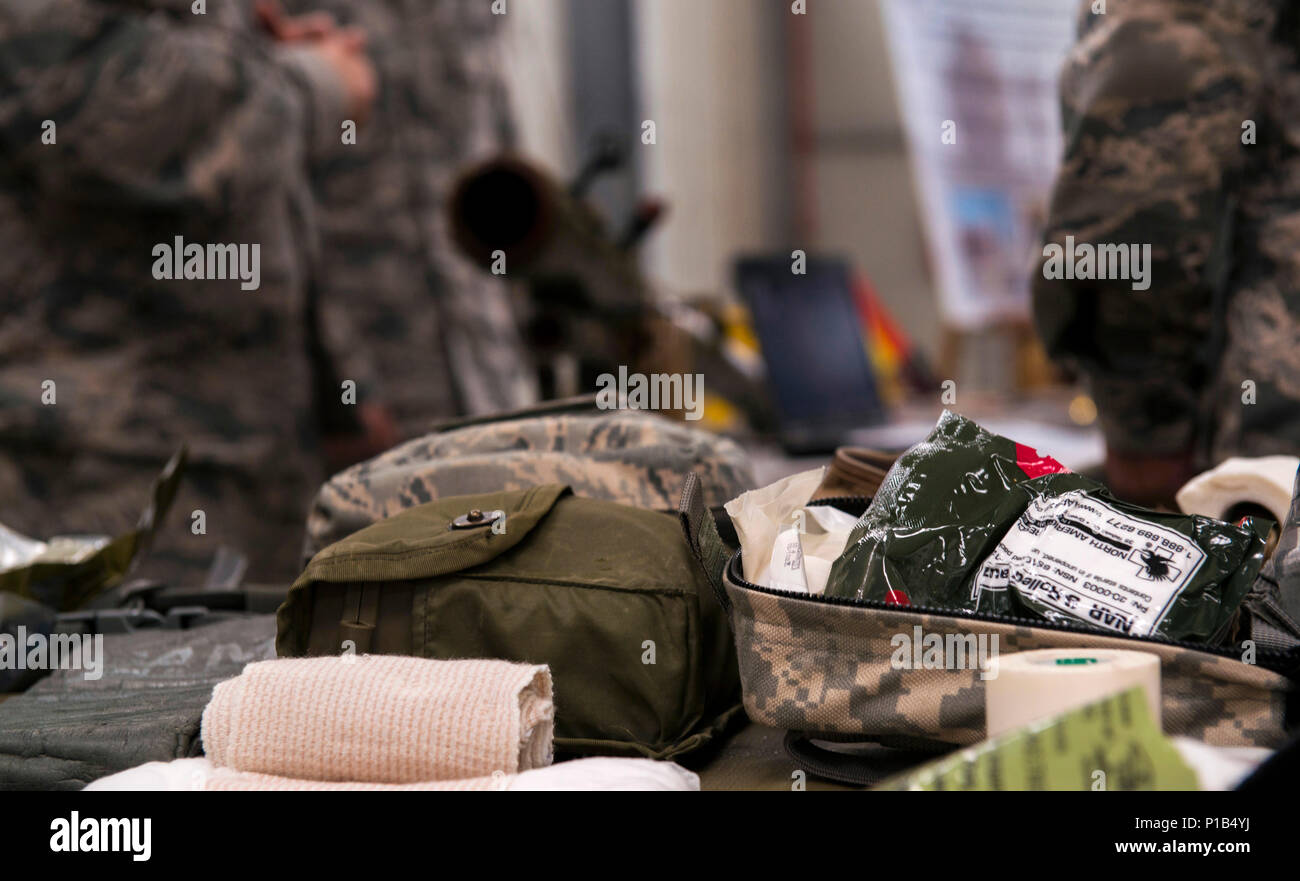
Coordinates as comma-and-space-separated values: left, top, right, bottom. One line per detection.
447, 154, 646, 315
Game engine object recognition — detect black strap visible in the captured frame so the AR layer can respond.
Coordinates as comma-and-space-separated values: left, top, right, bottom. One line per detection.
677, 472, 734, 615
1246, 598, 1300, 656
1244, 571, 1300, 657
783, 732, 881, 786
783, 731, 952, 787
1253, 618, 1300, 656
427, 393, 601, 434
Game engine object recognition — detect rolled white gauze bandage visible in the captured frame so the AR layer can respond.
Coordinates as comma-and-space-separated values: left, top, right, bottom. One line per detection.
986, 648, 1161, 739
1175, 456, 1299, 525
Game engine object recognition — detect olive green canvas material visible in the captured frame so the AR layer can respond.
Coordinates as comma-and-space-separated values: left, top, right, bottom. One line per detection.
679, 473, 1297, 753
279, 484, 742, 760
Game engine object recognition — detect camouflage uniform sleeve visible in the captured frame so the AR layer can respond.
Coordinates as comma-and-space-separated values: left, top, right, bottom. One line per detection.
0, 0, 347, 214
1032, 0, 1270, 455
273, 43, 352, 165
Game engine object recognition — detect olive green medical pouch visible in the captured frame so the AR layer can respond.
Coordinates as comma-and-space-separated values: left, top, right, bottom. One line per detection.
277, 484, 742, 759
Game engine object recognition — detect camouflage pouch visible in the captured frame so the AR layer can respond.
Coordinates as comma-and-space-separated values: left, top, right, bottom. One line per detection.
279, 484, 743, 760
679, 474, 1298, 755
303, 405, 755, 562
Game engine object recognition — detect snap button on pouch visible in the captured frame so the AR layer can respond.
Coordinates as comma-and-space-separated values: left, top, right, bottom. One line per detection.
450, 508, 505, 530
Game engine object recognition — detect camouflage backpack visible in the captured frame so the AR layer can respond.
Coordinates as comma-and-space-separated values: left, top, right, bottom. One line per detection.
303, 405, 755, 561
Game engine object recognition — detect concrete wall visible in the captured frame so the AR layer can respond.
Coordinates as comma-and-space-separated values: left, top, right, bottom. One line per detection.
805, 0, 936, 356
630, 0, 935, 352
502, 0, 937, 357
632, 0, 785, 298
499, 0, 576, 177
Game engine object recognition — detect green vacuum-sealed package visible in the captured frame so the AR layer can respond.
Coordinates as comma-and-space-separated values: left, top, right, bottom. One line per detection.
824, 412, 1268, 643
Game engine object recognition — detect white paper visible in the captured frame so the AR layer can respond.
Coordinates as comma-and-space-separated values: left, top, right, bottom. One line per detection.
726, 469, 860, 595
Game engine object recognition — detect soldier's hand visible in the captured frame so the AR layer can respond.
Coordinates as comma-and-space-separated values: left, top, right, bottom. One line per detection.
256, 0, 338, 43
309, 28, 377, 125
257, 2, 376, 124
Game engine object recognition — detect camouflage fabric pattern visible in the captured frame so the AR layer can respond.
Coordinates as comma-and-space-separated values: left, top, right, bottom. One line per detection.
304, 412, 756, 559
724, 575, 1292, 749
1033, 0, 1300, 461
0, 0, 351, 583
282, 0, 535, 435
1253, 462, 1300, 625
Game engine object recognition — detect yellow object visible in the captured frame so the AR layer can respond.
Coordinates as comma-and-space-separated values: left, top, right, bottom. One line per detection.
699, 394, 742, 433
1067, 394, 1097, 426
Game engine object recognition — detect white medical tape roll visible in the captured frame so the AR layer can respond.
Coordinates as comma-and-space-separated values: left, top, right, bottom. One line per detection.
1175, 455, 1299, 525
986, 648, 1161, 739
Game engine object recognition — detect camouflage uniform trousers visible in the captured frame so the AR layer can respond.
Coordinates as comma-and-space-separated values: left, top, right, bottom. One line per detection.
1033, 0, 1300, 461
285, 0, 535, 436
0, 0, 350, 585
